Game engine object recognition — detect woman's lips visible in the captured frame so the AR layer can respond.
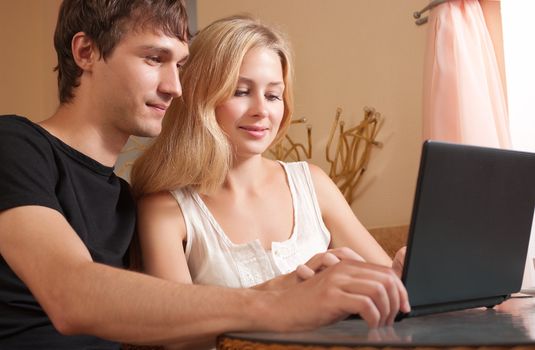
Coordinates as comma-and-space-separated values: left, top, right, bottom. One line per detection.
239, 125, 269, 138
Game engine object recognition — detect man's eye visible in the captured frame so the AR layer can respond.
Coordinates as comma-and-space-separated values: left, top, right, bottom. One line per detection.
147, 56, 162, 63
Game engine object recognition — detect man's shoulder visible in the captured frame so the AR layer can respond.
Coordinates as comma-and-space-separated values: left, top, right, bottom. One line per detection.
0, 114, 32, 127
0, 115, 44, 138
0, 115, 51, 146
0, 115, 56, 170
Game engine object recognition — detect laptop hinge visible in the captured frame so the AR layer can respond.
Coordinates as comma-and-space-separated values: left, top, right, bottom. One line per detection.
396, 294, 510, 321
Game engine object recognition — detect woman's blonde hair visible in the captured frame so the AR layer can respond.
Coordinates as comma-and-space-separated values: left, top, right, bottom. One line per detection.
131, 15, 294, 198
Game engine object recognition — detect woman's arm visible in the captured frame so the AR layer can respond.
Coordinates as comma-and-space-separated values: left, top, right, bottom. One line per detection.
137, 192, 214, 349
308, 163, 392, 266
137, 191, 192, 284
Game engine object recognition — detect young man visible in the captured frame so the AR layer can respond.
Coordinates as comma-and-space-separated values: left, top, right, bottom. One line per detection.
0, 0, 410, 348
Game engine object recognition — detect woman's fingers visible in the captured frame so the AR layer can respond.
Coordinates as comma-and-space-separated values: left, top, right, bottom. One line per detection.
296, 247, 366, 281
392, 246, 407, 278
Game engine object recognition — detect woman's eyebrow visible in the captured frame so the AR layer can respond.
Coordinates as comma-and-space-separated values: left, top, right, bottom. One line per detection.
237, 76, 284, 87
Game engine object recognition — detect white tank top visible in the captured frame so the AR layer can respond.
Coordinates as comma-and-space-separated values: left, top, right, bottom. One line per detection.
170, 161, 331, 288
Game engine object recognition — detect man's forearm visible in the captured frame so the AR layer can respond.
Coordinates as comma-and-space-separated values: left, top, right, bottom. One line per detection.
48, 262, 276, 345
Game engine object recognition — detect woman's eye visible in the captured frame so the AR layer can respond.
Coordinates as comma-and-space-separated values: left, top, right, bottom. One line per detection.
266, 94, 282, 101
234, 90, 248, 97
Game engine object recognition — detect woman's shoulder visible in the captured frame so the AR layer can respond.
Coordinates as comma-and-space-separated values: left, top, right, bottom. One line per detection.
281, 161, 329, 181
137, 191, 180, 214
298, 162, 337, 197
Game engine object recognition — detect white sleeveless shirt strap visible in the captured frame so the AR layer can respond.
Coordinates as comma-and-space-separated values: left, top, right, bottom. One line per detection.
169, 188, 194, 258
274, 162, 331, 273
280, 161, 330, 240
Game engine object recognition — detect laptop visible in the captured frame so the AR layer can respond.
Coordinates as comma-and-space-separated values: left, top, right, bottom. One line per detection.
397, 140, 535, 320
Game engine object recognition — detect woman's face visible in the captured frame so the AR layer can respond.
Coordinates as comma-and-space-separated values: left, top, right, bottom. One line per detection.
215, 46, 285, 160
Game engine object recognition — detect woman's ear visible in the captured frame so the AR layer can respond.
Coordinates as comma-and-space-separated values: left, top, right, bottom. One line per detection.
71, 32, 97, 71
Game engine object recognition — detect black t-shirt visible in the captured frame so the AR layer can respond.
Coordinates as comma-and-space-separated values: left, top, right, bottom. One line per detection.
0, 115, 136, 349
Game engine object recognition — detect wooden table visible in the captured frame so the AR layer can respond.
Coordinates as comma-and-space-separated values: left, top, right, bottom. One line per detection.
217, 295, 535, 349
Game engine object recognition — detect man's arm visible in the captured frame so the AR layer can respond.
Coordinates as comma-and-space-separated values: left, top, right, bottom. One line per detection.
0, 205, 270, 345
0, 205, 409, 345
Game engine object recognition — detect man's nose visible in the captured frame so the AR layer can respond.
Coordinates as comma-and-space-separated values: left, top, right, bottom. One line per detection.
160, 67, 182, 98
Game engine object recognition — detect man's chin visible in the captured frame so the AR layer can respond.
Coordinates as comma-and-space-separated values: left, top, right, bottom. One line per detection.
133, 125, 162, 138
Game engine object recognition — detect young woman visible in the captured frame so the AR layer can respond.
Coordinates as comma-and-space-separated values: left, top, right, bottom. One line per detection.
131, 15, 401, 290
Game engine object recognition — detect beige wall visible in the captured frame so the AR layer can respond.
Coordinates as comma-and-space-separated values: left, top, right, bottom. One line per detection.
0, 0, 428, 229
0, 0, 62, 121
197, 0, 428, 228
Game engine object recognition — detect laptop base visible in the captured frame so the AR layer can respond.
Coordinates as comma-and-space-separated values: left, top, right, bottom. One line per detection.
395, 294, 510, 321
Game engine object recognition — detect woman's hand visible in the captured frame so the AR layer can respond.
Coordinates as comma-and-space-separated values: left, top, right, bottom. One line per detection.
295, 247, 365, 280
392, 246, 406, 278
253, 247, 365, 291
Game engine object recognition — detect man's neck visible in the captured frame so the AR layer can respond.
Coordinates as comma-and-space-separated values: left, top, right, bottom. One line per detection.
39, 104, 129, 167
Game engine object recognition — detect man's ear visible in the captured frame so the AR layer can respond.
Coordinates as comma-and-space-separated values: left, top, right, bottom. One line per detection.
71, 32, 98, 71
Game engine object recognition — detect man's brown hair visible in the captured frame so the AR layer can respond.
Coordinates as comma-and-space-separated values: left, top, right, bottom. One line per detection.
54, 0, 190, 103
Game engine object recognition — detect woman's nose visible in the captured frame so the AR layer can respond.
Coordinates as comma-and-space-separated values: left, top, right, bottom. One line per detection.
250, 94, 268, 118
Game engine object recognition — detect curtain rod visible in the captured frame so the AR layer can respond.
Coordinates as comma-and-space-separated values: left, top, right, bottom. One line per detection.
413, 0, 450, 25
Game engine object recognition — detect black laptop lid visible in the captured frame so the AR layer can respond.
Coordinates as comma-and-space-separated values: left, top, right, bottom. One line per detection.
401, 141, 535, 312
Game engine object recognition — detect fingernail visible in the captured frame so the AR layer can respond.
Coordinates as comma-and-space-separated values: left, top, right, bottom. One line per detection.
404, 301, 411, 312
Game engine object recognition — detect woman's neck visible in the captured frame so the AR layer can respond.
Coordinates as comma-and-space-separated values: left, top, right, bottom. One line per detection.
221, 156, 281, 196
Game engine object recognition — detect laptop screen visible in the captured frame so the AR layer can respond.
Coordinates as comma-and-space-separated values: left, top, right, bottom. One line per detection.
401, 141, 535, 312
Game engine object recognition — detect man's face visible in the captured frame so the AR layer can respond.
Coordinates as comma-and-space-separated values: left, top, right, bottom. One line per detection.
90, 29, 189, 138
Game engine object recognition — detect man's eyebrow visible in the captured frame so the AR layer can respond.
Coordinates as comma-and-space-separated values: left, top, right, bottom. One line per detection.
140, 46, 189, 62
139, 45, 171, 53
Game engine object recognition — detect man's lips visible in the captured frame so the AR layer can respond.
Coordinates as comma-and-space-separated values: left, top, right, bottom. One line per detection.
147, 103, 169, 112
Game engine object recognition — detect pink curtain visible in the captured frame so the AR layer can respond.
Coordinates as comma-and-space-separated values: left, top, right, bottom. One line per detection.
422, 0, 511, 148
